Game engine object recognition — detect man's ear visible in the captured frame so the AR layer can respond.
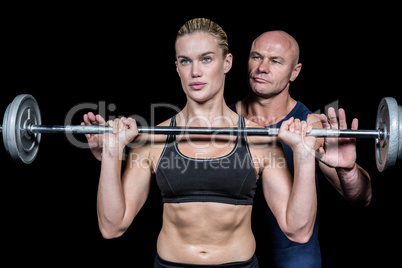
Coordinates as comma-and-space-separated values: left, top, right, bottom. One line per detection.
290, 63, 302, 81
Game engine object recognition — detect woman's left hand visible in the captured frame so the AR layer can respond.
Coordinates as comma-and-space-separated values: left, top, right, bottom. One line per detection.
278, 117, 316, 156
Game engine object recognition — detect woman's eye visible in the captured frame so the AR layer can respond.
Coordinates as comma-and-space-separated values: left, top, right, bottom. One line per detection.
181, 59, 190, 65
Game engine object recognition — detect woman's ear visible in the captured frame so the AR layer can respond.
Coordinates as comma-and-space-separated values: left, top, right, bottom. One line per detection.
175, 60, 181, 77
224, 53, 233, 74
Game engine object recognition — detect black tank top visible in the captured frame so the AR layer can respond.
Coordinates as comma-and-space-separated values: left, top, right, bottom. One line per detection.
155, 115, 257, 205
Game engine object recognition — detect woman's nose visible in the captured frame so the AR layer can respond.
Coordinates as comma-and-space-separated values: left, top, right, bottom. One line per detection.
191, 62, 202, 77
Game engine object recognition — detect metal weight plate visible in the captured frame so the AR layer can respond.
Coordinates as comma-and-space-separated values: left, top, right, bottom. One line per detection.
375, 97, 399, 172
2, 94, 42, 164
398, 105, 402, 160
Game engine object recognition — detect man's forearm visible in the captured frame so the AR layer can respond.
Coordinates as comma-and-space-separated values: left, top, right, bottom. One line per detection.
336, 164, 372, 206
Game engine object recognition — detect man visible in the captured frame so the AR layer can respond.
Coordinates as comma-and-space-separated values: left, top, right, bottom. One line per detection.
230, 31, 372, 267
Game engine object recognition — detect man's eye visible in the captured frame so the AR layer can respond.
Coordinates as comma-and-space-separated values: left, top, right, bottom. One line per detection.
252, 56, 261, 60
203, 57, 212, 63
271, 59, 281, 64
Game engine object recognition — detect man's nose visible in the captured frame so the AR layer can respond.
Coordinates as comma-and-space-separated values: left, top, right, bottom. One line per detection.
257, 59, 270, 74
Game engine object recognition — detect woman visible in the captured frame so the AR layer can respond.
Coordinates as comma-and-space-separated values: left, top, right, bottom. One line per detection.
82, 18, 317, 267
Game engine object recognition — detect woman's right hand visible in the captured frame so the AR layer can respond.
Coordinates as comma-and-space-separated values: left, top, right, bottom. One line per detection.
82, 112, 106, 161
82, 112, 139, 161
104, 116, 139, 155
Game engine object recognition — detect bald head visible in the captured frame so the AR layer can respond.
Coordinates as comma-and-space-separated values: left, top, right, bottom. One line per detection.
252, 31, 300, 66
247, 30, 302, 98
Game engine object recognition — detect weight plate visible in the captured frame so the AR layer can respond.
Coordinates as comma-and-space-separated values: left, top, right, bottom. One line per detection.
399, 106, 402, 160
3, 103, 11, 154
375, 97, 399, 172
2, 94, 42, 164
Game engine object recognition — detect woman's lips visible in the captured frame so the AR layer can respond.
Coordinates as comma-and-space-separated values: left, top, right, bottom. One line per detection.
190, 82, 206, 90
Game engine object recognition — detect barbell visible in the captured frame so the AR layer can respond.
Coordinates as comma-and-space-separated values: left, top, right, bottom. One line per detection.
0, 94, 401, 172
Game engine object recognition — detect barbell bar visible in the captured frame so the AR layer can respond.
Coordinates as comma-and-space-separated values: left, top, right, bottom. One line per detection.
27, 125, 381, 138
0, 94, 401, 171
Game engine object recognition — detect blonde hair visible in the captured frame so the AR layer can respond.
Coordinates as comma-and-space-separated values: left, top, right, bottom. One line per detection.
176, 18, 229, 58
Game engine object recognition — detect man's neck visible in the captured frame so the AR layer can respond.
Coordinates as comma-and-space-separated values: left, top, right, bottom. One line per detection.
239, 90, 297, 126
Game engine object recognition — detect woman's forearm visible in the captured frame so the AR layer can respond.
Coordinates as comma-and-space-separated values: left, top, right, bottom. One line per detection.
286, 146, 317, 243
97, 146, 126, 238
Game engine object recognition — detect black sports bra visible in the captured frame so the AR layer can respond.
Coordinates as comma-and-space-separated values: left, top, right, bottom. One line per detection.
155, 115, 257, 205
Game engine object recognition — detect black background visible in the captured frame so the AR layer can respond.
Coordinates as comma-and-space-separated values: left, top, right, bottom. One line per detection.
1, 3, 401, 267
